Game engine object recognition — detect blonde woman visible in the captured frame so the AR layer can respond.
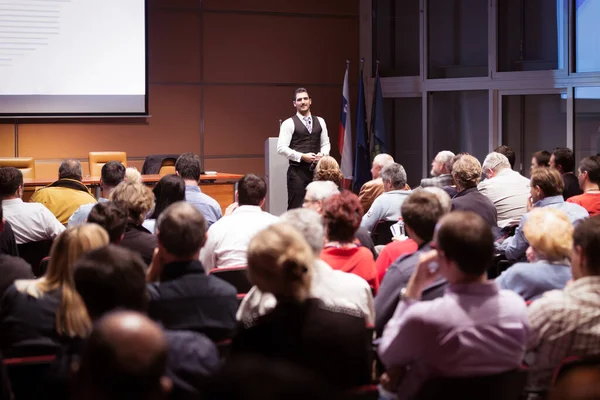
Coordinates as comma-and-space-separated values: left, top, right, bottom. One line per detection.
313, 155, 343, 187
230, 223, 371, 390
0, 223, 108, 355
496, 208, 573, 301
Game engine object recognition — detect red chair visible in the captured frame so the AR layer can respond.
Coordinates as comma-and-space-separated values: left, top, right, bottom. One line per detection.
371, 220, 395, 246
3, 354, 56, 399
208, 266, 252, 298
348, 384, 379, 400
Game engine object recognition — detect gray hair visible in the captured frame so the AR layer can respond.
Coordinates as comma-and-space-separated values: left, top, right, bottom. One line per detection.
373, 153, 394, 168
59, 159, 83, 181
381, 163, 407, 189
423, 187, 452, 214
435, 151, 456, 173
280, 208, 324, 255
305, 180, 339, 201
482, 152, 511, 173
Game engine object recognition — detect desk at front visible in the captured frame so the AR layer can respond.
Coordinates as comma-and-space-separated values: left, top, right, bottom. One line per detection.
23, 173, 243, 215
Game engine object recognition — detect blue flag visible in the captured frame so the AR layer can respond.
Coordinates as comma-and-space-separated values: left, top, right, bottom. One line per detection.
353, 69, 371, 192
370, 73, 388, 158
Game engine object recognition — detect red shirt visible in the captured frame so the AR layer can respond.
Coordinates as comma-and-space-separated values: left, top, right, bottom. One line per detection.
320, 246, 379, 294
567, 192, 600, 217
375, 239, 419, 283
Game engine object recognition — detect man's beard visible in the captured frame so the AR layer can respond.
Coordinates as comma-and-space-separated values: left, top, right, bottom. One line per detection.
430, 167, 439, 177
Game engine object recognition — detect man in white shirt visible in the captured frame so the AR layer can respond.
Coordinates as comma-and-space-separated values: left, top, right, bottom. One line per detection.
277, 88, 331, 210
200, 174, 278, 270
0, 167, 65, 244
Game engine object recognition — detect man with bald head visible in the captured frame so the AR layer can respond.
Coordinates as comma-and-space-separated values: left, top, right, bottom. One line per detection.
358, 153, 395, 213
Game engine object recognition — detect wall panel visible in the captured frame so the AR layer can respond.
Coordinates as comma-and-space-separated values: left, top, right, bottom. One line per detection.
0, 125, 14, 157
204, 157, 265, 176
204, 0, 358, 16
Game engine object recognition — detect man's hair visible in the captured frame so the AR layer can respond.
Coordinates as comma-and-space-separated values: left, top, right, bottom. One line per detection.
110, 182, 155, 224
322, 191, 362, 242
579, 156, 600, 187
305, 180, 339, 201
237, 174, 267, 206
74, 245, 148, 320
552, 147, 576, 173
293, 87, 309, 101
150, 174, 186, 220
280, 208, 324, 255
435, 151, 456, 173
436, 211, 494, 276
87, 202, 129, 244
452, 155, 482, 189
532, 150, 551, 168
482, 152, 511, 172
0, 167, 23, 198
401, 190, 445, 243
494, 145, 516, 169
101, 161, 126, 187
175, 152, 202, 182
530, 167, 564, 197
157, 202, 207, 258
59, 159, 83, 181
573, 216, 600, 275
373, 153, 394, 168
380, 163, 407, 190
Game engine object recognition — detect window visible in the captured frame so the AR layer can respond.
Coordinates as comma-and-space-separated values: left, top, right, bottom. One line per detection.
574, 0, 600, 72
574, 87, 600, 160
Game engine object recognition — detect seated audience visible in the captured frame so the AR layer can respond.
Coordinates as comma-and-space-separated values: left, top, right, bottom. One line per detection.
361, 163, 412, 232
201, 174, 278, 270
0, 167, 65, 244
495, 145, 516, 169
0, 223, 107, 356
0, 200, 34, 297
531, 150, 551, 170
143, 174, 185, 233
551, 147, 583, 200
496, 208, 573, 301
146, 202, 238, 340
110, 181, 157, 266
69, 161, 125, 226
313, 155, 343, 187
30, 160, 97, 224
125, 167, 142, 183
321, 191, 378, 291
567, 155, 600, 216
420, 150, 455, 188
359, 153, 395, 213
498, 167, 588, 261
527, 216, 600, 391
237, 208, 375, 325
479, 152, 530, 229
230, 223, 371, 390
378, 212, 529, 399
175, 152, 222, 227
86, 201, 128, 244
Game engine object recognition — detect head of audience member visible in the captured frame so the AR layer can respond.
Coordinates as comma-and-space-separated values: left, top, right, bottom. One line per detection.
571, 216, 600, 280
100, 161, 126, 196
175, 152, 202, 184
530, 167, 564, 203
303, 181, 339, 214
430, 151, 455, 177
371, 153, 394, 180
247, 223, 313, 303
532, 150, 551, 169
236, 174, 267, 207
313, 156, 343, 187
422, 187, 453, 214
523, 208, 573, 264
550, 357, 600, 400
381, 163, 407, 192
280, 208, 324, 256
449, 152, 470, 175
451, 155, 482, 192
149, 174, 185, 220
551, 147, 576, 174
74, 245, 148, 321
75, 311, 171, 400
58, 159, 83, 181
293, 87, 311, 116
0, 167, 23, 200
494, 145, 516, 170
110, 182, 155, 226
87, 202, 128, 244
401, 190, 446, 245
125, 167, 142, 184
577, 155, 600, 192
322, 191, 362, 244
482, 152, 511, 179
434, 211, 494, 283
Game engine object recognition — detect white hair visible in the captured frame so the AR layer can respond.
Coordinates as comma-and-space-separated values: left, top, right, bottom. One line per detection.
373, 153, 394, 168
305, 180, 339, 201
422, 187, 452, 214
280, 208, 324, 255
381, 163, 407, 189
435, 151, 456, 173
482, 152, 510, 172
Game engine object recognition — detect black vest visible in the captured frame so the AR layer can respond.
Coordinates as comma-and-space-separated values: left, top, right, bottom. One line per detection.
289, 115, 322, 166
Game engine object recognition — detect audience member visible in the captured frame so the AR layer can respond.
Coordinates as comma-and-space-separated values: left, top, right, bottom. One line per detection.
495, 145, 516, 169
531, 150, 551, 169
0, 197, 18, 256
237, 208, 375, 325
200, 174, 278, 270
378, 212, 529, 399
125, 167, 142, 183
0, 200, 34, 297
496, 208, 573, 301
175, 152, 222, 227
479, 152, 530, 228
143, 174, 185, 233
86, 201, 128, 244
0, 167, 65, 244
549, 358, 600, 400
358, 153, 394, 212
420, 150, 455, 188
551, 147, 583, 199
68, 161, 125, 226
146, 202, 238, 340
498, 167, 588, 261
313, 155, 343, 187
567, 155, 600, 216
230, 222, 371, 390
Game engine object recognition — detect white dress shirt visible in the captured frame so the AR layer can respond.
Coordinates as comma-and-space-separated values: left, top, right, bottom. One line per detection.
478, 168, 531, 228
277, 112, 331, 162
199, 205, 279, 270
2, 198, 65, 244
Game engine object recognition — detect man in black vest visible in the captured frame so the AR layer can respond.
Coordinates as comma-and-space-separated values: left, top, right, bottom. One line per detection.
277, 88, 331, 210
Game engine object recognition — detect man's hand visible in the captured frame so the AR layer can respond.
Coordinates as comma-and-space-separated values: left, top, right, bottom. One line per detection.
301, 153, 317, 163
526, 195, 534, 212
405, 250, 441, 299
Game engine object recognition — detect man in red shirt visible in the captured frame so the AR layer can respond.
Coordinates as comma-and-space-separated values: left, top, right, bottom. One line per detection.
567, 155, 600, 217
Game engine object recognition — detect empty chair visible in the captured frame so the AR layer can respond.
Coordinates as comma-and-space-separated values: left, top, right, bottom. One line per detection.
0, 157, 35, 179
88, 152, 127, 177
141, 154, 180, 175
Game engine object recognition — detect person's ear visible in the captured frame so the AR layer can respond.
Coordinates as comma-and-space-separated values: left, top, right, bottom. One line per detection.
259, 197, 266, 208
160, 376, 173, 396
234, 190, 239, 203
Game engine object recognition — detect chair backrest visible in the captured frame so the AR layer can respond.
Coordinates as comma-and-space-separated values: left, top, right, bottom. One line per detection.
3, 355, 56, 399
371, 220, 395, 246
208, 266, 252, 295
88, 152, 127, 177
16, 240, 53, 277
0, 157, 35, 179
158, 158, 177, 176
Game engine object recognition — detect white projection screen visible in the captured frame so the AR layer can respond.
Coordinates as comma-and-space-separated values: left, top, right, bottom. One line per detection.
0, 0, 147, 116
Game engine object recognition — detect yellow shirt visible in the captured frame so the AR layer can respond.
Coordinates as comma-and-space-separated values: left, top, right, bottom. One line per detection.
29, 179, 97, 225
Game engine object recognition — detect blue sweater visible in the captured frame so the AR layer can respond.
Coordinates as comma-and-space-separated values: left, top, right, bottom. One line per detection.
495, 261, 572, 301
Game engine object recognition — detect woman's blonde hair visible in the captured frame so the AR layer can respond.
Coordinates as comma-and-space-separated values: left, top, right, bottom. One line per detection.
125, 167, 142, 184
35, 223, 109, 337
523, 207, 573, 262
247, 223, 313, 301
110, 181, 155, 224
313, 156, 343, 187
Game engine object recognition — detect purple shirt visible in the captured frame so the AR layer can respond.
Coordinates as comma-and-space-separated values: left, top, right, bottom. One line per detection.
378, 281, 529, 398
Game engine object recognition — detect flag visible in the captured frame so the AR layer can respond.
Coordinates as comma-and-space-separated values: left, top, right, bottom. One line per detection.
353, 68, 370, 192
338, 65, 353, 188
370, 72, 388, 158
